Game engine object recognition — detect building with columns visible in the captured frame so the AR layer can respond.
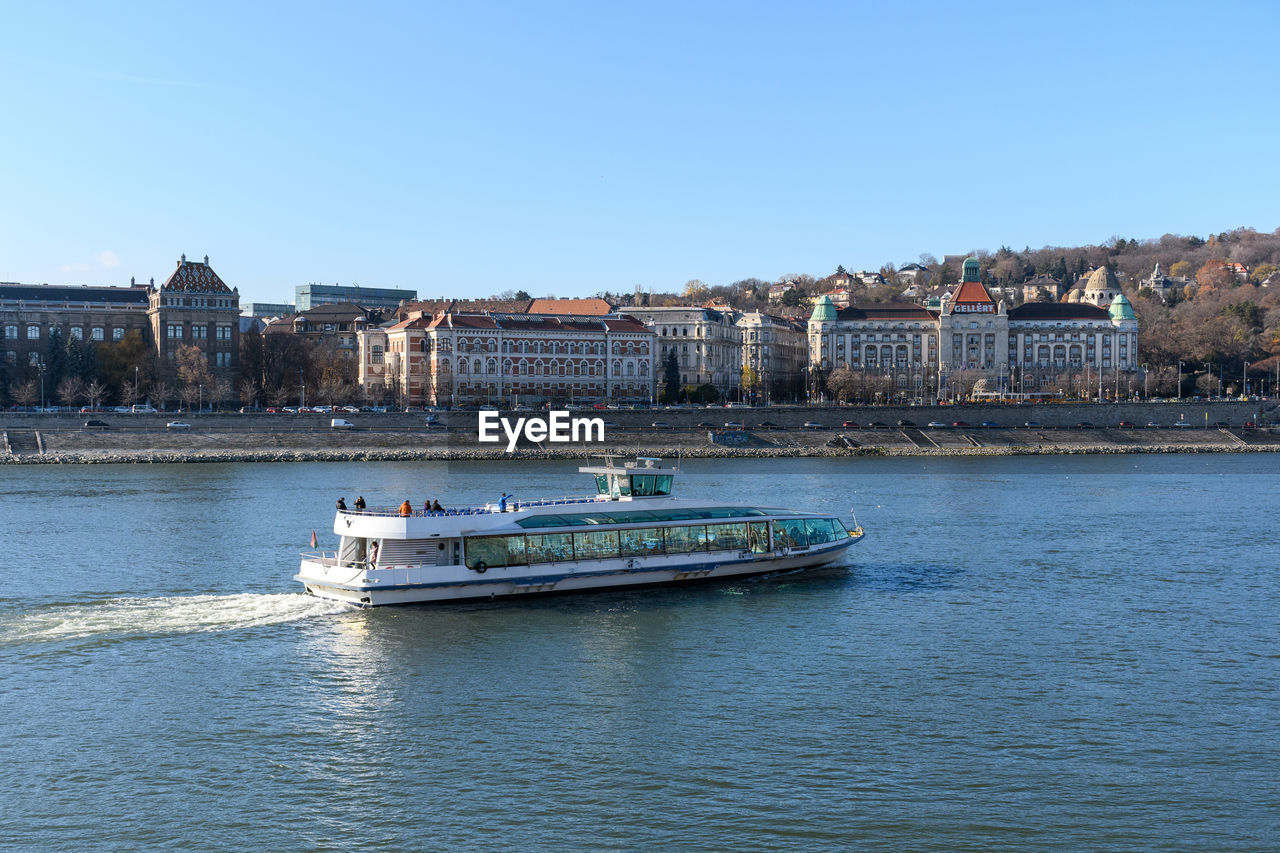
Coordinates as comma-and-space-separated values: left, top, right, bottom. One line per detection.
808, 257, 1141, 400
735, 312, 807, 403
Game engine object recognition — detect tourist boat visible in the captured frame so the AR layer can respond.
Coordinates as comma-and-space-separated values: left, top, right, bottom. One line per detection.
295, 456, 864, 606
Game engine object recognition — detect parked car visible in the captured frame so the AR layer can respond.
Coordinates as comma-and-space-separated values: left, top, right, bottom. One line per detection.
980, 421, 1000, 428
802, 421, 825, 429
697, 421, 714, 428
951, 420, 970, 428
166, 421, 191, 430
1118, 420, 1135, 428
1173, 420, 1193, 428
757, 421, 778, 428
896, 419, 916, 427
83, 420, 110, 429
131, 404, 157, 413
1146, 421, 1160, 428
926, 421, 948, 428
1244, 421, 1257, 428
112, 406, 131, 413
841, 421, 859, 428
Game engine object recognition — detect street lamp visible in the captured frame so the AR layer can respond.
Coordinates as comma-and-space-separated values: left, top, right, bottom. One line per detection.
199, 384, 204, 413
1177, 361, 1184, 401
299, 369, 305, 408
1142, 364, 1149, 399
37, 360, 47, 410
1243, 361, 1250, 398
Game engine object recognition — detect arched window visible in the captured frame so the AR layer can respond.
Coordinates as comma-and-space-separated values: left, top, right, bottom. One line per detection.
625, 362, 634, 376
474, 358, 482, 374
519, 362, 528, 375
503, 358, 513, 373
502, 340, 513, 353
639, 359, 648, 375
458, 360, 469, 374
612, 359, 621, 375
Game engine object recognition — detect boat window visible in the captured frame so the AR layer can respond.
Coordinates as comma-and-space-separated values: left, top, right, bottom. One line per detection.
526, 532, 575, 564
613, 476, 631, 497
774, 519, 809, 548
654, 475, 673, 495
749, 522, 770, 552
665, 525, 708, 554
515, 506, 777, 529
573, 529, 621, 560
466, 535, 527, 569
619, 527, 666, 557
804, 518, 836, 544
630, 475, 655, 496
595, 474, 609, 495
706, 522, 748, 551
830, 519, 850, 539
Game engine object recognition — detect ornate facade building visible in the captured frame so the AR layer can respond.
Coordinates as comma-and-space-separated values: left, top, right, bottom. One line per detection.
357, 311, 656, 406
1, 254, 239, 379
735, 312, 807, 403
808, 257, 1141, 399
618, 306, 742, 397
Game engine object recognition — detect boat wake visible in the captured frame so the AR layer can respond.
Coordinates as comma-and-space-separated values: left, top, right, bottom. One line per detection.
0, 593, 350, 648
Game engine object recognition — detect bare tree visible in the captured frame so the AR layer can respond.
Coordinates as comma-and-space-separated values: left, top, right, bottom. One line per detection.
11, 380, 38, 409
85, 380, 107, 410
151, 380, 173, 411
239, 378, 261, 408
266, 383, 290, 407
56, 377, 85, 409
212, 378, 232, 410
120, 378, 142, 407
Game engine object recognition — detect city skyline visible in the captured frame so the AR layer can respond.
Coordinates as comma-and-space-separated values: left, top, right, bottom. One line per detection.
2, 1, 1277, 305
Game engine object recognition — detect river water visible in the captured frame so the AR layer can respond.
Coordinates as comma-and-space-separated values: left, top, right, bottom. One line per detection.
1, 455, 1277, 851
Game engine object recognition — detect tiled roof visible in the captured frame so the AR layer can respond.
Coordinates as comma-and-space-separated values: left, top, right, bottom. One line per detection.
951, 279, 995, 305
528, 298, 612, 315
834, 304, 938, 321
1009, 303, 1110, 320
161, 255, 232, 294
0, 283, 149, 305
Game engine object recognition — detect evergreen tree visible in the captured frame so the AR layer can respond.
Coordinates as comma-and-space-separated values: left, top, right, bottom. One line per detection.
44, 326, 67, 390
662, 349, 680, 402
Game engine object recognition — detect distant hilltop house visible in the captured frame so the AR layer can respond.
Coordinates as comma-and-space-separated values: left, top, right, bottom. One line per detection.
822, 288, 852, 308
1141, 263, 1194, 302
767, 281, 799, 303
1021, 274, 1063, 303
897, 263, 929, 285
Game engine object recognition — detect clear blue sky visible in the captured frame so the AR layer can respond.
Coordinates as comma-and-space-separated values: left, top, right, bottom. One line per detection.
1, 0, 1277, 304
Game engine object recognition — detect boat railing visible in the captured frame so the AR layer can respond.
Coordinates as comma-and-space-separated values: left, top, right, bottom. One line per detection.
341, 494, 606, 518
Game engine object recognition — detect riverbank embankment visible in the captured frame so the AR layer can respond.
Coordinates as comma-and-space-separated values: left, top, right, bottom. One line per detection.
4, 401, 1279, 463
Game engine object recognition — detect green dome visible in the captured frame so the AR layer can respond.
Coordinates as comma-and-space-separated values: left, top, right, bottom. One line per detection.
962, 257, 980, 282
1108, 292, 1136, 321
810, 294, 837, 323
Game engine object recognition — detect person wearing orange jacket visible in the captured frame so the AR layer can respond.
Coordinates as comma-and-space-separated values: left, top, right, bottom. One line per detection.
399, 499, 412, 517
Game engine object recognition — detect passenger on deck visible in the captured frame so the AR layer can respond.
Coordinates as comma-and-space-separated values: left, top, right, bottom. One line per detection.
431, 499, 443, 513
399, 499, 412, 517
336, 497, 347, 511
423, 500, 431, 514
354, 496, 366, 512
499, 493, 513, 512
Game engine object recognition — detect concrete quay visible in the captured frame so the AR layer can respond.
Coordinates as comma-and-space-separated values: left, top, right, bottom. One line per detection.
3, 402, 1278, 464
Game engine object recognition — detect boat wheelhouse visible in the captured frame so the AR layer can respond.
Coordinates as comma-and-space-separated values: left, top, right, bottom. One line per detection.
296, 456, 863, 606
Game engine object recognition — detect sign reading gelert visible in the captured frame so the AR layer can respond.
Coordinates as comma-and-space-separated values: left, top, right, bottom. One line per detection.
952, 303, 995, 314
478, 410, 605, 452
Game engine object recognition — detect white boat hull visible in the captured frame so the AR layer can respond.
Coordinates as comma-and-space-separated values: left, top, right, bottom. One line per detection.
296, 537, 860, 607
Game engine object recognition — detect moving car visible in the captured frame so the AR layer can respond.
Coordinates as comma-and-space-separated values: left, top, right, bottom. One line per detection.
166, 421, 191, 430
867, 421, 889, 429
1146, 421, 1160, 428
1172, 420, 1193, 428
331, 418, 355, 429
1118, 420, 1135, 428
896, 419, 916, 427
1024, 421, 1042, 428
1075, 421, 1094, 428
83, 420, 109, 429
926, 421, 948, 428
651, 421, 671, 428
757, 420, 778, 428
802, 421, 824, 429
841, 421, 859, 428
724, 421, 745, 428
980, 421, 1000, 428
951, 420, 970, 428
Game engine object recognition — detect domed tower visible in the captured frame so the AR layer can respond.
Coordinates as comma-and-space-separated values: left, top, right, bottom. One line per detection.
1082, 267, 1121, 308
808, 294, 838, 370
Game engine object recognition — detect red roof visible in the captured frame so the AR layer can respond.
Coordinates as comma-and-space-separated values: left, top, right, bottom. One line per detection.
951, 279, 995, 305
528, 298, 612, 315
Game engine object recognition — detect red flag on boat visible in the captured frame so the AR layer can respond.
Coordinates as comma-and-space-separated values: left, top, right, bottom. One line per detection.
310, 529, 317, 548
